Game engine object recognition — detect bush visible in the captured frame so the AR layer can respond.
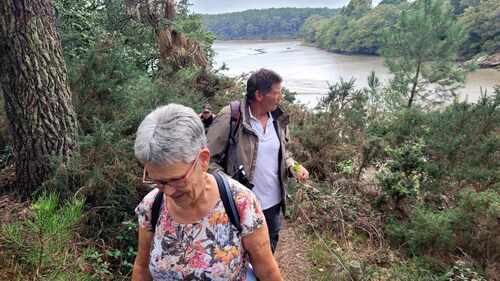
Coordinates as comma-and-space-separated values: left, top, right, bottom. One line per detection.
385, 205, 458, 256
376, 140, 431, 214
386, 188, 499, 264
453, 188, 500, 264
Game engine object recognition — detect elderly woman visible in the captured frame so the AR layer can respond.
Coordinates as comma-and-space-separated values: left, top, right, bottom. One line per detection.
132, 104, 282, 281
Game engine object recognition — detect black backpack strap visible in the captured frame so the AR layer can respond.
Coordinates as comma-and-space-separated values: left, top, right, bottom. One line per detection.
150, 190, 163, 233
213, 171, 243, 233
150, 172, 242, 234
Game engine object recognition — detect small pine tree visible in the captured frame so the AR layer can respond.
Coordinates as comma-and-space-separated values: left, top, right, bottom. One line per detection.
381, 0, 466, 108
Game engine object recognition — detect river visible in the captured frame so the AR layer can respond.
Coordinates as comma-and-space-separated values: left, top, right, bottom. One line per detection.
213, 40, 500, 107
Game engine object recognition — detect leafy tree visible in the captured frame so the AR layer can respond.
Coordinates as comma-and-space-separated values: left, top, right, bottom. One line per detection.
55, 0, 103, 64
458, 0, 500, 57
342, 0, 372, 18
381, 0, 466, 108
336, 3, 404, 54
302, 0, 405, 55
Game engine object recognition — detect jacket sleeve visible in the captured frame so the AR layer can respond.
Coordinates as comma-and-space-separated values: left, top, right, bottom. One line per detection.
282, 123, 297, 177
207, 105, 231, 171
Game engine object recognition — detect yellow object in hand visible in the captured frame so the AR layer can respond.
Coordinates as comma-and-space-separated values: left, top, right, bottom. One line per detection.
293, 162, 301, 174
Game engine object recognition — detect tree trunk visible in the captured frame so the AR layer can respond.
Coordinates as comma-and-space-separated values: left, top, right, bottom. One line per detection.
0, 0, 78, 196
408, 60, 421, 108
125, 0, 207, 70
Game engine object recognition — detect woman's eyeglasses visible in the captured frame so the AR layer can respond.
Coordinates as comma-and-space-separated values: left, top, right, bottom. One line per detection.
142, 155, 199, 189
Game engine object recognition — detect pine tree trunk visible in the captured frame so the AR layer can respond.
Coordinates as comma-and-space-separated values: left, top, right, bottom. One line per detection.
408, 60, 421, 108
0, 0, 78, 196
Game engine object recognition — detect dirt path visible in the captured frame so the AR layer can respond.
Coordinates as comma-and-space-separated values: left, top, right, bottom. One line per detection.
275, 220, 313, 281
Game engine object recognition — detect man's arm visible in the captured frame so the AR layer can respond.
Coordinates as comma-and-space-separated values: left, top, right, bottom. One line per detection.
283, 124, 309, 182
206, 105, 231, 171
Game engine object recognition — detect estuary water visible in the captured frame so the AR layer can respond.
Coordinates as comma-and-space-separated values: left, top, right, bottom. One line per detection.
213, 40, 500, 107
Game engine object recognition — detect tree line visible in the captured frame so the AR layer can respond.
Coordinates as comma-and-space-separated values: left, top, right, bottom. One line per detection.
202, 7, 337, 40
301, 0, 500, 59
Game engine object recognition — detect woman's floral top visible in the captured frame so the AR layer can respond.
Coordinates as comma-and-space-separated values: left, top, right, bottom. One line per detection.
135, 176, 265, 281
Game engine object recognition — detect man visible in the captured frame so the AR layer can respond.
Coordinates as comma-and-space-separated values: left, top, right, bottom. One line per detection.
199, 103, 216, 131
207, 68, 309, 253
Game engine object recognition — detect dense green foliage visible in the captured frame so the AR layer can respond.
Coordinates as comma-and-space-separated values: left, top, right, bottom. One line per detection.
287, 74, 499, 279
458, 0, 500, 57
301, 0, 500, 59
202, 8, 337, 40
301, 0, 405, 55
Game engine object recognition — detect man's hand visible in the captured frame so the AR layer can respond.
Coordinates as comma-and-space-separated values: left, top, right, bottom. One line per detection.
292, 163, 309, 182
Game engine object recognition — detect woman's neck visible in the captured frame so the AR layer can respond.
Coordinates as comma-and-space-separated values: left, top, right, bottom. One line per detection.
167, 173, 218, 223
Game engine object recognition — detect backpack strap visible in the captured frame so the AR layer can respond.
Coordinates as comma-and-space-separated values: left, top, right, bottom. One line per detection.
221, 100, 241, 172
150, 190, 163, 233
228, 100, 241, 146
149, 172, 242, 234
213, 170, 243, 233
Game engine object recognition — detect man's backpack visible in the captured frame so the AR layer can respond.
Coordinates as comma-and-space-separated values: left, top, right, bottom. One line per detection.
150, 170, 242, 233
223, 100, 254, 189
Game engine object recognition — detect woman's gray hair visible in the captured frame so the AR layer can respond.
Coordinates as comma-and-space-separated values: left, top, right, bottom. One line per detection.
134, 103, 207, 165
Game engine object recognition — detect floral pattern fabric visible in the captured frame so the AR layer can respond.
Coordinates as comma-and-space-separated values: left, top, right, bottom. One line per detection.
135, 176, 265, 281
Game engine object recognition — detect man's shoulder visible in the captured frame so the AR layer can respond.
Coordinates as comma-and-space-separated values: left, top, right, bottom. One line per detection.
214, 105, 231, 125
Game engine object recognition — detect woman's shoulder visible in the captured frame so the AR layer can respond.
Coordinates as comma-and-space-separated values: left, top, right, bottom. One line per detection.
137, 188, 162, 211
225, 176, 255, 201
224, 176, 262, 214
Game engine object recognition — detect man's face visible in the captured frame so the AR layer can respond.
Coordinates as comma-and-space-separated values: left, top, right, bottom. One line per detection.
259, 82, 283, 112
201, 111, 211, 119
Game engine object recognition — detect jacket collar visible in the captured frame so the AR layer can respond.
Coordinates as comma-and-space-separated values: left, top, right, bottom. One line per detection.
241, 97, 289, 129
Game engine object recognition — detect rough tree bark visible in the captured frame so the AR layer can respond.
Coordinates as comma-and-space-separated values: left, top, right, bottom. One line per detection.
0, 0, 78, 196
125, 0, 207, 69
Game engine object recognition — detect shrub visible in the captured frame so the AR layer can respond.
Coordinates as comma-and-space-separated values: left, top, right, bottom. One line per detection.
0, 193, 92, 280
385, 205, 457, 255
376, 140, 430, 214
386, 188, 499, 264
453, 188, 500, 263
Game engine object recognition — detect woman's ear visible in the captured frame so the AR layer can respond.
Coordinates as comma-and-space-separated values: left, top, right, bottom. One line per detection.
198, 148, 211, 171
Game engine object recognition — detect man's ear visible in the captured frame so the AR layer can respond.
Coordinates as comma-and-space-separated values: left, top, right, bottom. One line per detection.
255, 90, 264, 102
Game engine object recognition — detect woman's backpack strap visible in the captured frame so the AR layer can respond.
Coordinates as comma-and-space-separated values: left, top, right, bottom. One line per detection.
150, 172, 242, 234
150, 191, 163, 233
213, 170, 243, 233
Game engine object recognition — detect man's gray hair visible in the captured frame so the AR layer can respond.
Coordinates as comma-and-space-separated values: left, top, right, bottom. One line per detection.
134, 103, 207, 165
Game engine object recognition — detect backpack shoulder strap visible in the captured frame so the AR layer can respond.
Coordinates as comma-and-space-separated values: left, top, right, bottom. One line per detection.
150, 190, 163, 233
150, 172, 243, 234
228, 100, 241, 146
213, 171, 243, 233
